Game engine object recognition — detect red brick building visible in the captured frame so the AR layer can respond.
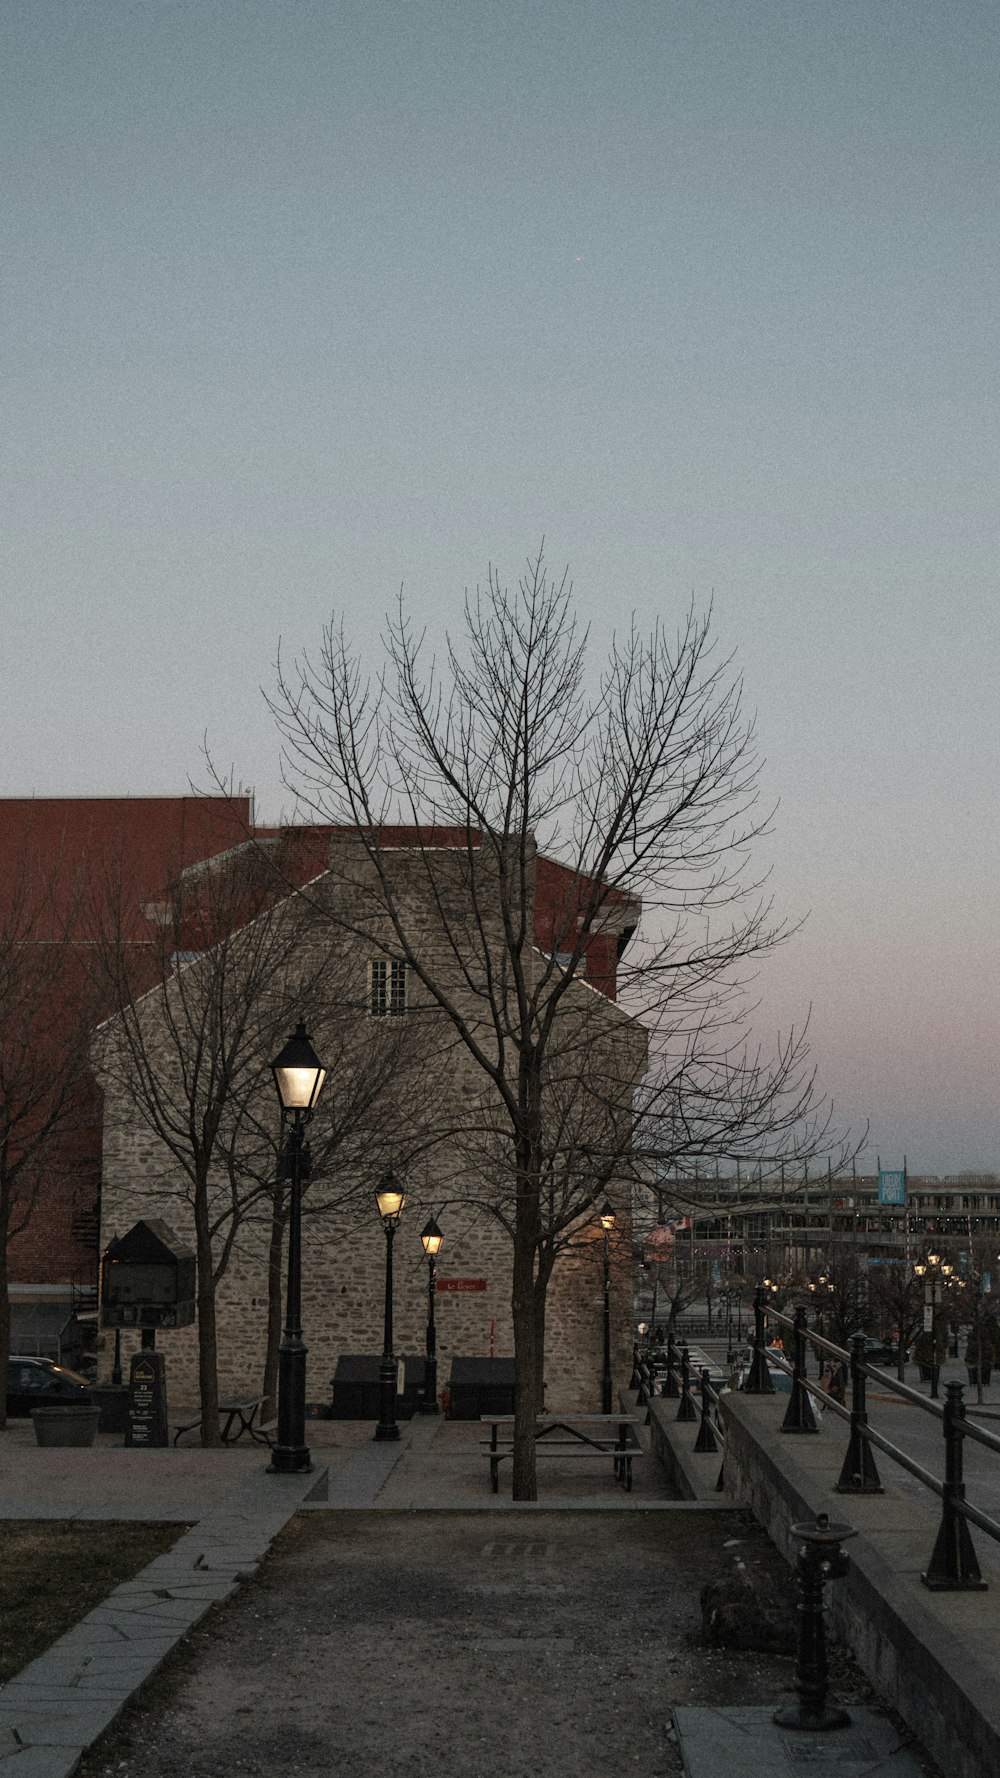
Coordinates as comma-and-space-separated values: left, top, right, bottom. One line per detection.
0, 797, 254, 1328
3, 799, 641, 1390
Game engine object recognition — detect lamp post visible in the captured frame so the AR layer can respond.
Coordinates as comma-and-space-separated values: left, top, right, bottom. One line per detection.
599, 1200, 616, 1414
375, 1170, 406, 1440
419, 1217, 443, 1413
808, 1270, 833, 1376
915, 1251, 953, 1400
268, 1020, 326, 1476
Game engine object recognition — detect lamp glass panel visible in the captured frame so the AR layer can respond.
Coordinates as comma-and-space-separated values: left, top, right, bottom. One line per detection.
274, 1062, 328, 1110
376, 1179, 406, 1221
421, 1222, 443, 1257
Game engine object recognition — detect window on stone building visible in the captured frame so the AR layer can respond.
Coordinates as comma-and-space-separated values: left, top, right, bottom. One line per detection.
370, 958, 407, 1017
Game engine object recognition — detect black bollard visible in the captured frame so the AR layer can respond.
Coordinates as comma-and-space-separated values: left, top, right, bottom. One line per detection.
774, 1513, 857, 1732
781, 1305, 819, 1434
922, 1382, 987, 1590
676, 1345, 698, 1422
742, 1284, 776, 1393
694, 1366, 719, 1452
835, 1333, 883, 1493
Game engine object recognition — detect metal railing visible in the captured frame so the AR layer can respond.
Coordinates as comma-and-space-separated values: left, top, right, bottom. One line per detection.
727, 1283, 999, 1590
631, 1334, 728, 1490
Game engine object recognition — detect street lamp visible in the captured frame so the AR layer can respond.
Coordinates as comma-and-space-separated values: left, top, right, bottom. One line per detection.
419, 1217, 443, 1414
599, 1200, 616, 1414
915, 1252, 951, 1400
374, 1170, 407, 1441
268, 1020, 327, 1476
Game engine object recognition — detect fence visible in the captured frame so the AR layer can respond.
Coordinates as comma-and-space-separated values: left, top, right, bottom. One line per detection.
637, 1283, 1000, 1590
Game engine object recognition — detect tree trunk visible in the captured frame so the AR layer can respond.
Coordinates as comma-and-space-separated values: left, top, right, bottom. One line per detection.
511, 1227, 539, 1500
0, 1209, 9, 1433
262, 1186, 287, 1421
194, 1187, 221, 1447
533, 1249, 555, 1409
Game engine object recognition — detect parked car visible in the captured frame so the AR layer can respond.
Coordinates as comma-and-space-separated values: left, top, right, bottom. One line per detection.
846, 1333, 897, 1367
7, 1357, 92, 1417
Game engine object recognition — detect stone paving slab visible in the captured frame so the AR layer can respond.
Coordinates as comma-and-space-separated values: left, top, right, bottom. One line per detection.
673, 1706, 926, 1776
0, 1749, 83, 1778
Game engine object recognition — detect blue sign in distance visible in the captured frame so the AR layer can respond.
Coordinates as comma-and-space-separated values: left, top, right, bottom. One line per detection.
878, 1170, 906, 1206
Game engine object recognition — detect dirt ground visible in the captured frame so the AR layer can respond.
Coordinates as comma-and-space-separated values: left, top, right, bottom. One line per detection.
75, 1508, 927, 1778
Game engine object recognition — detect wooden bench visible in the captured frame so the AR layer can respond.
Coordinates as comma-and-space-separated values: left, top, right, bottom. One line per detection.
480, 1413, 641, 1494
173, 1397, 273, 1447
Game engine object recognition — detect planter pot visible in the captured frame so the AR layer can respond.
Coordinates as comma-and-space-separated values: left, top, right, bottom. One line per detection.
30, 1406, 101, 1448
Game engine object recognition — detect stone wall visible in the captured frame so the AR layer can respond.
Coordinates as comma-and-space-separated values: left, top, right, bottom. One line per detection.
97, 839, 644, 1413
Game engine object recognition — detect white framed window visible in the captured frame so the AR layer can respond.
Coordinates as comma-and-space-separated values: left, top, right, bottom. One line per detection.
370, 958, 407, 1017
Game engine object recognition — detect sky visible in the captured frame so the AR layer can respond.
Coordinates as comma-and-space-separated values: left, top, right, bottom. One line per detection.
3, 3, 998, 1175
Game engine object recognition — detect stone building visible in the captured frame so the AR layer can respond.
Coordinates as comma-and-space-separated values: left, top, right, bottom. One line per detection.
96, 827, 646, 1414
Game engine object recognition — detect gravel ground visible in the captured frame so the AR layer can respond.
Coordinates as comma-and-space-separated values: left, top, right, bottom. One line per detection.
76, 1508, 936, 1778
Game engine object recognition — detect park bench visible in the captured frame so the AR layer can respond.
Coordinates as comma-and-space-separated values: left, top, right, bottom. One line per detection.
173, 1396, 275, 1447
480, 1413, 641, 1494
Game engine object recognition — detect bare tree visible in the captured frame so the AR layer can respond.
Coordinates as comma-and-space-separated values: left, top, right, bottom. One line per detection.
92, 837, 438, 1441
267, 550, 843, 1497
0, 854, 97, 1429
869, 1263, 924, 1379
91, 839, 337, 1444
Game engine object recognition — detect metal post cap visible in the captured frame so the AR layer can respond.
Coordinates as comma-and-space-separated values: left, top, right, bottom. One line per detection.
790, 1512, 857, 1547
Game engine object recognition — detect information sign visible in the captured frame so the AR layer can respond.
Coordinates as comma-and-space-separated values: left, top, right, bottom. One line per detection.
126, 1351, 169, 1448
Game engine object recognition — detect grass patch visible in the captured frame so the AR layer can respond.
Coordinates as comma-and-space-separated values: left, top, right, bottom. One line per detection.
0, 1520, 184, 1683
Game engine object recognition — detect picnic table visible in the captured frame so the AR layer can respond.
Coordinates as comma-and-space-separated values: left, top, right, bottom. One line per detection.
173, 1396, 275, 1448
480, 1412, 641, 1493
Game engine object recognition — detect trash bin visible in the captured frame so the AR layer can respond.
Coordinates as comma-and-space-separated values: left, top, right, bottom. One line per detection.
447, 1357, 516, 1420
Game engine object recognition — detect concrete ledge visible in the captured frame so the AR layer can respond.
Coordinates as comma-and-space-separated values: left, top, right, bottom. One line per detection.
720, 1390, 1000, 1778
642, 1391, 745, 1505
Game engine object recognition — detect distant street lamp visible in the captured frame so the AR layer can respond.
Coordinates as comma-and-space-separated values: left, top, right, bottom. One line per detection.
419, 1217, 443, 1413
599, 1200, 616, 1414
268, 1021, 327, 1475
914, 1251, 953, 1400
374, 1171, 407, 1441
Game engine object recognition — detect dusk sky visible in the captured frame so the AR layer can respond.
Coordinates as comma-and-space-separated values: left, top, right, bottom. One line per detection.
4, 4, 998, 1175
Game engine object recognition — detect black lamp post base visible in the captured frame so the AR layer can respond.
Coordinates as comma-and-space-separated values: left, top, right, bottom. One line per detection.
268, 1444, 312, 1474
374, 1421, 401, 1441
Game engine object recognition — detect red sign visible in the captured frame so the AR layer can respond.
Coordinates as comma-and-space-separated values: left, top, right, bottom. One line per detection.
436, 1277, 488, 1293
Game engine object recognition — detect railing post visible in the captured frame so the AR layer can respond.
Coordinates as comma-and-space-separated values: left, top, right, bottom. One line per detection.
742, 1284, 776, 1393
694, 1367, 719, 1452
676, 1345, 698, 1421
835, 1333, 883, 1493
663, 1329, 680, 1398
922, 1382, 987, 1591
635, 1356, 648, 1407
781, 1305, 819, 1434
